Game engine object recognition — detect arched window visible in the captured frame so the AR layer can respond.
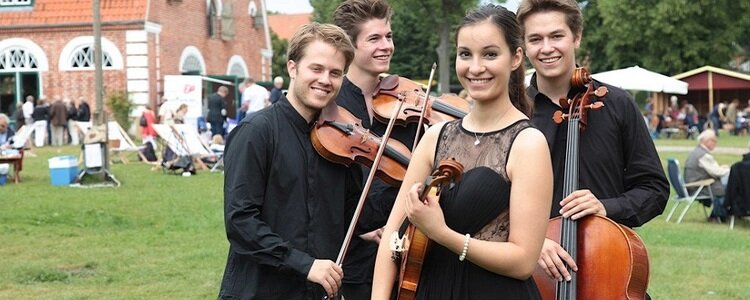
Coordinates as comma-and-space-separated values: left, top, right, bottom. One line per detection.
226, 55, 248, 77
179, 46, 206, 75
58, 36, 124, 71
0, 38, 48, 71
0, 47, 38, 71
183, 56, 202, 73
70, 45, 114, 68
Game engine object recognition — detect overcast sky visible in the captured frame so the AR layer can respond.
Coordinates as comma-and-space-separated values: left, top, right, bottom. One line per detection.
265, 0, 520, 15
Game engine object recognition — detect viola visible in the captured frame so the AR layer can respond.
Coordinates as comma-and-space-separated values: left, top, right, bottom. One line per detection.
532, 68, 650, 300
393, 159, 464, 300
311, 101, 412, 186
372, 75, 471, 127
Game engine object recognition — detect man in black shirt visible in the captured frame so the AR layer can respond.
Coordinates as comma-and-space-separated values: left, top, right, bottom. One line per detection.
333, 1, 421, 298
219, 23, 357, 300
207, 86, 228, 137
517, 0, 668, 284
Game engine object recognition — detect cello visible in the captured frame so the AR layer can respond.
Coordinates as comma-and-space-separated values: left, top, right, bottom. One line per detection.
391, 159, 464, 300
531, 67, 650, 300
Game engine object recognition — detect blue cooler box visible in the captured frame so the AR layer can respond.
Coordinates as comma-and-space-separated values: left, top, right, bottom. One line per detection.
49, 155, 78, 186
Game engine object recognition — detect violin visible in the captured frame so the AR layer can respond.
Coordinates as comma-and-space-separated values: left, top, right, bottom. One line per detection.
372, 75, 471, 127
392, 159, 464, 300
532, 68, 650, 300
311, 101, 412, 186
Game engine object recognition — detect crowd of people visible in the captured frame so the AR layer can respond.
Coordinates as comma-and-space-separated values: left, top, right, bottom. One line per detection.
649, 96, 750, 139
10, 95, 91, 148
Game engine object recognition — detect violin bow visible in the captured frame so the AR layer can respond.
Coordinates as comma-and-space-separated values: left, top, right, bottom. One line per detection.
412, 62, 437, 151
333, 93, 407, 267
322, 94, 405, 300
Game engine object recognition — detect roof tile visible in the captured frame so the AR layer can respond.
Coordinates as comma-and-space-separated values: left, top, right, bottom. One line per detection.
0, 0, 147, 26
267, 13, 312, 41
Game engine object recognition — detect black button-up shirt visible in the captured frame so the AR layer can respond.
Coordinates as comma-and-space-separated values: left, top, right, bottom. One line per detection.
219, 96, 359, 299
335, 77, 420, 284
528, 74, 669, 227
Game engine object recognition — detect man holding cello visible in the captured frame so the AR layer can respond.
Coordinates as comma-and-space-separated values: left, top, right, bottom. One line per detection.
218, 23, 358, 300
517, 0, 669, 298
332, 1, 423, 299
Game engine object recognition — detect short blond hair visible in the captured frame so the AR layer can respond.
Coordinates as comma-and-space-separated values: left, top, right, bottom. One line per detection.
287, 22, 355, 72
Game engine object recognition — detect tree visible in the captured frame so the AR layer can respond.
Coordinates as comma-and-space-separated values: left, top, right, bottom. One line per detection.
390, 0, 480, 93
578, 0, 750, 75
388, 2, 439, 81
310, 0, 343, 23
270, 32, 289, 87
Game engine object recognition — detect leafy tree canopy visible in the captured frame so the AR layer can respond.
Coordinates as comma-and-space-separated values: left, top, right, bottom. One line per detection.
579, 0, 750, 75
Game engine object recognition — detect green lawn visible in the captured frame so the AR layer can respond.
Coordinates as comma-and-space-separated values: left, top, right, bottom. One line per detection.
0, 146, 226, 299
1, 138, 749, 299
655, 132, 750, 148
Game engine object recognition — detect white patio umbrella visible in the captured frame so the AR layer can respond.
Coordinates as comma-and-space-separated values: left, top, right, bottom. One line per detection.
591, 65, 689, 94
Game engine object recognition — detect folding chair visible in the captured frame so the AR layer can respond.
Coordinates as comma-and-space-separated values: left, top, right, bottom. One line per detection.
665, 158, 715, 223
209, 143, 224, 173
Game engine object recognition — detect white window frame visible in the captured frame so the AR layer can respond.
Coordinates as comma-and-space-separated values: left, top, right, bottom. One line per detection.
179, 46, 206, 75
0, 0, 32, 7
0, 38, 48, 71
58, 36, 124, 71
226, 55, 248, 77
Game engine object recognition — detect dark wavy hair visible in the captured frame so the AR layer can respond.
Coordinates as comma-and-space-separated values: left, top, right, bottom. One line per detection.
516, 0, 583, 40
333, 0, 393, 46
455, 4, 531, 117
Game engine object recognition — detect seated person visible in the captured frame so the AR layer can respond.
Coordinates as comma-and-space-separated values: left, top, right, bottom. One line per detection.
0, 113, 15, 149
0, 113, 20, 179
209, 134, 225, 153
174, 104, 188, 125
685, 130, 730, 222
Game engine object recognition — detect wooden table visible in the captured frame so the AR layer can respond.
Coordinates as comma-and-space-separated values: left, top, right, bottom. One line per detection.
0, 154, 22, 184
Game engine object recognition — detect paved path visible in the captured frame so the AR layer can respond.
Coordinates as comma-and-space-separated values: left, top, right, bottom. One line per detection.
656, 146, 747, 155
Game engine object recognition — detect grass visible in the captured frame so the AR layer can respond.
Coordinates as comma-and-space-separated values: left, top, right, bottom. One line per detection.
0, 146, 226, 299
0, 135, 749, 299
654, 132, 750, 148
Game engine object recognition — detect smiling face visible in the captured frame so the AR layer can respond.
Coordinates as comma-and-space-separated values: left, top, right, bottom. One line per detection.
350, 18, 393, 76
523, 10, 580, 83
286, 40, 347, 122
455, 20, 522, 103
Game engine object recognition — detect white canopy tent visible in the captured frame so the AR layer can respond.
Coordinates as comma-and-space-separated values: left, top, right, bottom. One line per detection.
591, 65, 689, 95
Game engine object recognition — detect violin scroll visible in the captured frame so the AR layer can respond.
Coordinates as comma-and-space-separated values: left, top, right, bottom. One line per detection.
551, 67, 608, 127
395, 159, 464, 300
419, 159, 464, 199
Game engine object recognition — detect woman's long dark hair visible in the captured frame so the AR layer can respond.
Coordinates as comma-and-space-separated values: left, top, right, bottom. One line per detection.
456, 4, 531, 117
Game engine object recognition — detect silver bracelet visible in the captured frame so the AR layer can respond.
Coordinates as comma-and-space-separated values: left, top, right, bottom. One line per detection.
459, 233, 470, 261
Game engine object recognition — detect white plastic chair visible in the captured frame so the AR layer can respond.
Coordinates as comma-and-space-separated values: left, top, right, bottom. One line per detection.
665, 158, 715, 223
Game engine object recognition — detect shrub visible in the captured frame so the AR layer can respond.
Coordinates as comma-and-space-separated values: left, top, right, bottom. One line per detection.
107, 90, 132, 129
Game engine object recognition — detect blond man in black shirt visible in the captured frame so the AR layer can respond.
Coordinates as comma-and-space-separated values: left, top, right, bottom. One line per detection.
219, 23, 357, 300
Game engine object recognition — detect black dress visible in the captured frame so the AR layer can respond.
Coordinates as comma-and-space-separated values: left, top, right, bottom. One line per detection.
415, 119, 540, 300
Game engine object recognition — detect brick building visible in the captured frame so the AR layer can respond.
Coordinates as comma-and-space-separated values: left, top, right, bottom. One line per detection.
0, 0, 272, 127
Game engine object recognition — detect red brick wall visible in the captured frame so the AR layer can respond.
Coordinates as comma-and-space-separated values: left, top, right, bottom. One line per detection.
150, 0, 267, 81
0, 28, 129, 111
0, 0, 269, 111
